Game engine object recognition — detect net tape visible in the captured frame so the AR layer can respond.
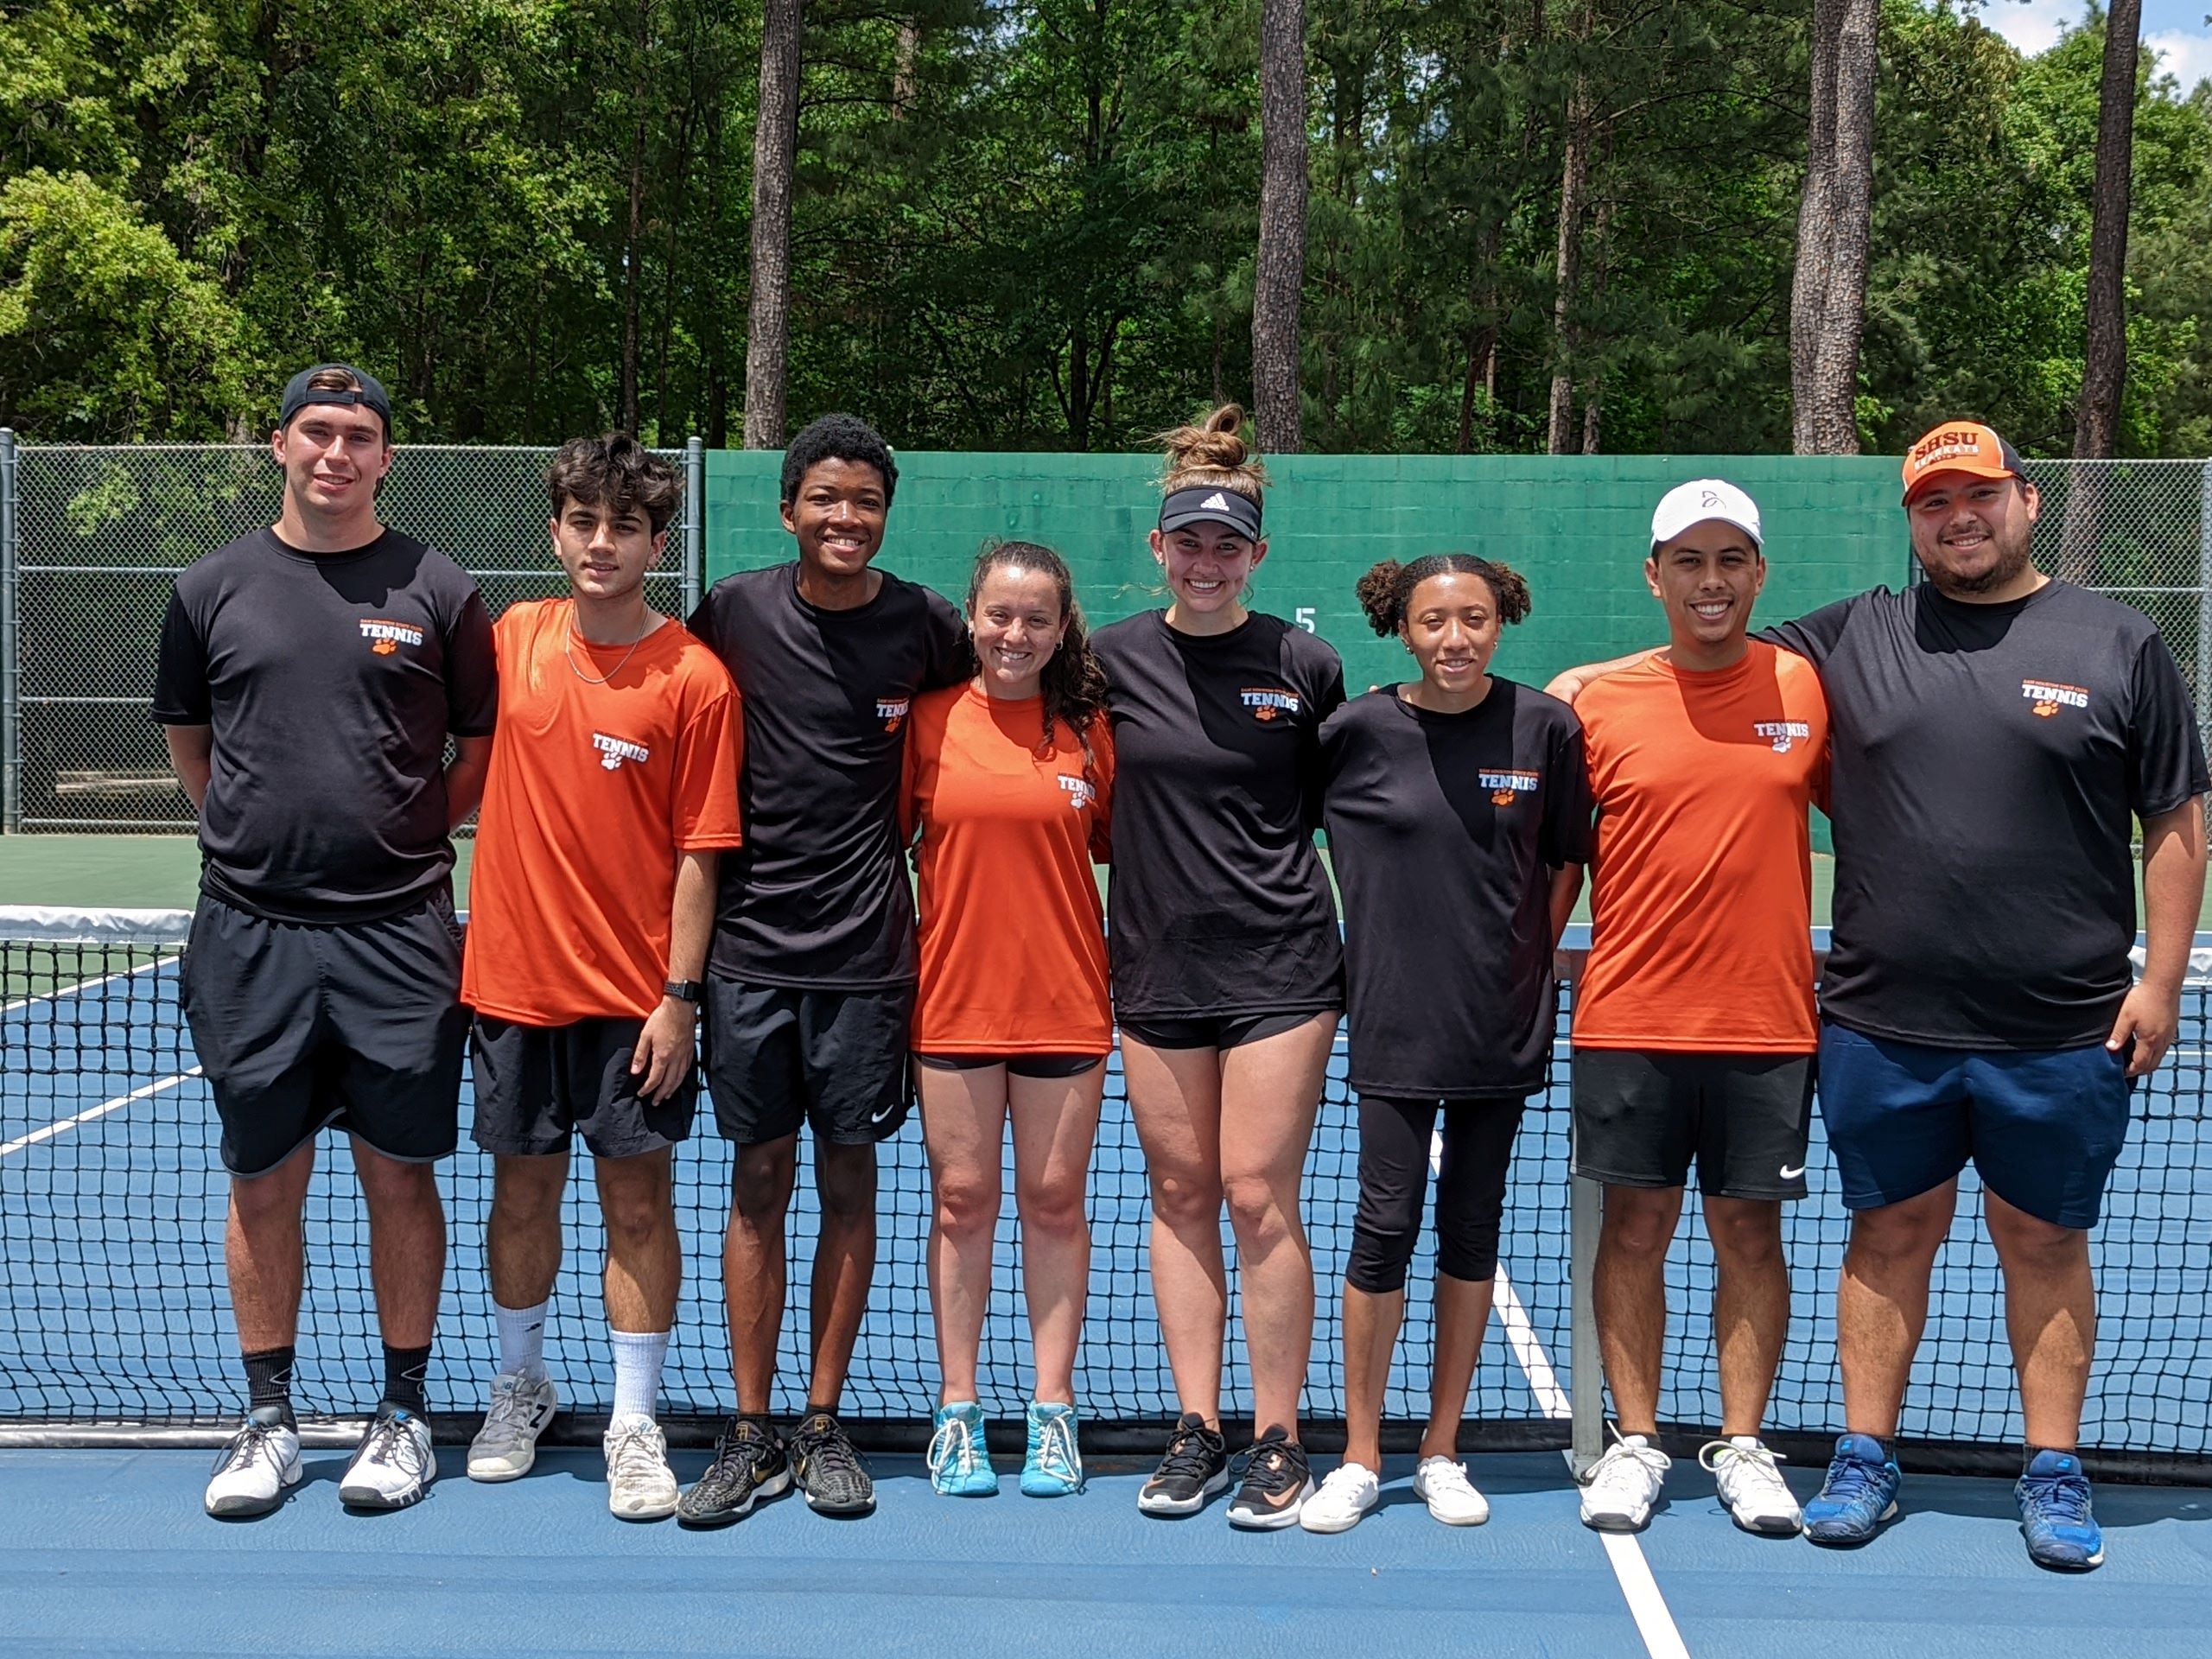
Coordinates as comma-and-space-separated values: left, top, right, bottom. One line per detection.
3, 914, 2207, 1474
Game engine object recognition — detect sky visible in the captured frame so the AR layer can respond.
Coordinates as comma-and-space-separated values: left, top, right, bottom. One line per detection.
1980, 0, 2212, 92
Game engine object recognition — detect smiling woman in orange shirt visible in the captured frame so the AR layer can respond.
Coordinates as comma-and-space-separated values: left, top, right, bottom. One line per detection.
902, 541, 1115, 1502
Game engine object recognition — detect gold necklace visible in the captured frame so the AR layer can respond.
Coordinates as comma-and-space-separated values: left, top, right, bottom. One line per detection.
564, 612, 652, 685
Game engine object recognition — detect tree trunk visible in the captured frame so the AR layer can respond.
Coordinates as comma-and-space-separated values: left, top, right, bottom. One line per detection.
1790, 0, 1878, 454
893, 16, 921, 116
1547, 59, 1592, 454
744, 0, 804, 450
1579, 190, 1612, 454
2061, 0, 2141, 583
619, 0, 653, 435
1253, 0, 1308, 453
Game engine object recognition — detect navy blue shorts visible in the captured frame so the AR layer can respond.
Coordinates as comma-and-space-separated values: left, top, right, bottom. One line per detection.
1815, 1021, 2133, 1230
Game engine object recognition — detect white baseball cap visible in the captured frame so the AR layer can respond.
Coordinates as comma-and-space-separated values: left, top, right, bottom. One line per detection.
1650, 479, 1763, 552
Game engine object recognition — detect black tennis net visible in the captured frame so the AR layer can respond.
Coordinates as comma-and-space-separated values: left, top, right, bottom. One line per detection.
3, 911, 2206, 1479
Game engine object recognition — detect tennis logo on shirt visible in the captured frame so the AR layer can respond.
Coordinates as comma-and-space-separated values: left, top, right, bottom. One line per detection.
359, 619, 424, 657
878, 697, 911, 734
1481, 769, 1539, 808
1240, 687, 1301, 724
2021, 679, 2089, 719
591, 732, 651, 771
1753, 720, 1813, 753
1057, 774, 1097, 812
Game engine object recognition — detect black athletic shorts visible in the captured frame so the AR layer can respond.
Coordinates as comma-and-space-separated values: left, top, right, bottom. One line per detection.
1116, 1008, 1335, 1052
1570, 1048, 1815, 1201
702, 976, 914, 1146
469, 1014, 698, 1159
180, 889, 467, 1178
913, 1052, 1105, 1080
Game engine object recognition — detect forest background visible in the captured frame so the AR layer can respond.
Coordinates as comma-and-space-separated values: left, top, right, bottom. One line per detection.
3, 0, 2209, 460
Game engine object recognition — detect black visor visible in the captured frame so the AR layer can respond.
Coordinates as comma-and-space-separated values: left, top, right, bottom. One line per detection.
1158, 486, 1262, 541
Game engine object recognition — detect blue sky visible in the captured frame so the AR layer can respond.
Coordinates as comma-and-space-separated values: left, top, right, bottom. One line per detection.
1981, 0, 2212, 90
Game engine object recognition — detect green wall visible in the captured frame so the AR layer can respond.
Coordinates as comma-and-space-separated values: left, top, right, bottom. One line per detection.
702, 451, 1910, 696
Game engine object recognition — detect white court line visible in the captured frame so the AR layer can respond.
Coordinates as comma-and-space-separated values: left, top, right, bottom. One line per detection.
1431, 1128, 1691, 1656
1, 952, 176, 1018
0, 1067, 200, 1157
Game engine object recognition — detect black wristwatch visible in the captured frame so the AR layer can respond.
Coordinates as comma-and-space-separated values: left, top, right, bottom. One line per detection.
663, 979, 702, 1004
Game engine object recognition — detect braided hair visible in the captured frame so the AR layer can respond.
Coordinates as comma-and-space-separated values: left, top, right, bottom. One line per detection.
963, 541, 1109, 783
1355, 553, 1533, 636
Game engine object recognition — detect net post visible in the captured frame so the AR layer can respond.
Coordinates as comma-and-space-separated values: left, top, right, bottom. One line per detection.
1569, 1173, 1604, 1474
2197, 460, 2211, 753
1, 427, 18, 834
683, 435, 705, 617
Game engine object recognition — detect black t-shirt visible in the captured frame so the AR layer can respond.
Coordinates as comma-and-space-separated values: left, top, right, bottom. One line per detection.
1092, 610, 1346, 1018
1320, 681, 1592, 1097
1764, 580, 2209, 1048
151, 528, 498, 924
688, 562, 967, 989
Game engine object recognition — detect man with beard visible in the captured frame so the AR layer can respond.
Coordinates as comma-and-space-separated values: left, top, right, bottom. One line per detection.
1548, 423, 2207, 1571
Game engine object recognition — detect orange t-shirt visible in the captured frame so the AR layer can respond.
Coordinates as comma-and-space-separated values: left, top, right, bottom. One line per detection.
903, 683, 1114, 1054
1573, 640, 1827, 1052
462, 598, 744, 1026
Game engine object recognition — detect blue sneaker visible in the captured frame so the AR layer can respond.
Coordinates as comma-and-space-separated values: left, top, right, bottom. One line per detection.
926, 1402, 997, 1497
1020, 1402, 1084, 1497
2016, 1450, 2103, 1570
1802, 1433, 1900, 1545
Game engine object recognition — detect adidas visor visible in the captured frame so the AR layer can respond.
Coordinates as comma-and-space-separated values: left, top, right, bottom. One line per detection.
279, 364, 394, 438
1650, 479, 1762, 553
1160, 486, 1262, 541
1902, 421, 2024, 503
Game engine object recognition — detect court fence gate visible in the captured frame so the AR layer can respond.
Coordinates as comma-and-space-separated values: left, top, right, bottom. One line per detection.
0, 435, 703, 833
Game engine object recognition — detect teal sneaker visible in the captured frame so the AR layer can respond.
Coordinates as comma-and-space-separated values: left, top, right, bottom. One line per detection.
1020, 1402, 1084, 1497
926, 1402, 996, 1497
2016, 1450, 2103, 1570
1802, 1433, 1900, 1546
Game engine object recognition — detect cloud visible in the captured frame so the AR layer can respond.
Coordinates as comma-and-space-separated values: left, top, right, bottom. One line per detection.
1980, 0, 2085, 57
2147, 28, 2212, 91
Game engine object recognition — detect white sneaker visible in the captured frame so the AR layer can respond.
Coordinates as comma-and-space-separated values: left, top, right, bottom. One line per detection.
467, 1370, 558, 1482
1413, 1455, 1490, 1526
1579, 1432, 1670, 1532
605, 1414, 680, 1521
1699, 1437, 1801, 1535
1298, 1462, 1381, 1534
340, 1408, 436, 1510
204, 1409, 303, 1517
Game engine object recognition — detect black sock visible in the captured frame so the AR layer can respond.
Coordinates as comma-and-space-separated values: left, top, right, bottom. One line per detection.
243, 1346, 296, 1425
804, 1402, 837, 1423
382, 1344, 432, 1415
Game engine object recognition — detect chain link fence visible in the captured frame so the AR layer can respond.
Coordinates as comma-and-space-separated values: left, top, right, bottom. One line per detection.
0, 439, 702, 831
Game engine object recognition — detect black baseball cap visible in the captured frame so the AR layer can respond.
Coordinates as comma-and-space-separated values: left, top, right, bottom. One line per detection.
1158, 485, 1262, 541
279, 364, 393, 437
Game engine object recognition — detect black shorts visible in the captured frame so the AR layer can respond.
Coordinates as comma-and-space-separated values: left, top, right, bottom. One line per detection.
702, 976, 914, 1146
469, 1014, 698, 1159
180, 890, 467, 1178
1116, 1008, 1334, 1051
913, 1052, 1105, 1080
1570, 1048, 1815, 1201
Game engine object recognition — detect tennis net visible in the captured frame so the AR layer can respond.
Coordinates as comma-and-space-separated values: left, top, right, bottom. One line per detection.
3, 908, 2207, 1480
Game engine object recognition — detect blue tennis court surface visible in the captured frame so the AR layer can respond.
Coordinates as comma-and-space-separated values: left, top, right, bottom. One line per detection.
5, 925, 2212, 1654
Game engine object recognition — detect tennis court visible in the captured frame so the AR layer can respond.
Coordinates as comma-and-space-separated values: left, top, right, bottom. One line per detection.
3, 869, 2209, 1656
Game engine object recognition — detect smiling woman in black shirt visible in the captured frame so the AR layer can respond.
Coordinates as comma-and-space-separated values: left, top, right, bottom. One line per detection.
1091, 406, 1345, 1530
1301, 554, 1591, 1536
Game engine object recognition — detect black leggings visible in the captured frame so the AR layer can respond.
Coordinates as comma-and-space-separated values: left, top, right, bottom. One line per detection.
1345, 1095, 1527, 1294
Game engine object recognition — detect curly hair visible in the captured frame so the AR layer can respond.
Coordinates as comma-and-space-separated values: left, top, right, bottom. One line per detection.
963, 540, 1110, 783
780, 412, 899, 507
548, 432, 683, 535
1355, 553, 1533, 636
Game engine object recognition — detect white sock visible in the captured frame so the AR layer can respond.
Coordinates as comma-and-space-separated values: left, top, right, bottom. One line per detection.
610, 1328, 670, 1422
495, 1299, 550, 1382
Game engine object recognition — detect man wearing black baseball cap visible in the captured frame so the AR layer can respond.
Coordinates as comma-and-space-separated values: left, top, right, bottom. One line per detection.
156, 362, 498, 1517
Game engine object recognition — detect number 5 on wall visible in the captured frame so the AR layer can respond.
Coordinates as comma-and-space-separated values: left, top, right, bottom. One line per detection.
1294, 607, 1317, 632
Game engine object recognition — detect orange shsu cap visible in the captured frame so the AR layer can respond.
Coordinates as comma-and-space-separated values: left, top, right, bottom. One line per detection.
1902, 422, 2025, 504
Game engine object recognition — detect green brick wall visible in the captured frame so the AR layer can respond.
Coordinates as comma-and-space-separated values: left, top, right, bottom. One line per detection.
702, 450, 1909, 693
702, 452, 1911, 854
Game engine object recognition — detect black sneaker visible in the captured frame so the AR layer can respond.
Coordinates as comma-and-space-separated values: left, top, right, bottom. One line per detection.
1136, 1411, 1230, 1516
677, 1415, 791, 1529
789, 1411, 875, 1515
1225, 1427, 1313, 1530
